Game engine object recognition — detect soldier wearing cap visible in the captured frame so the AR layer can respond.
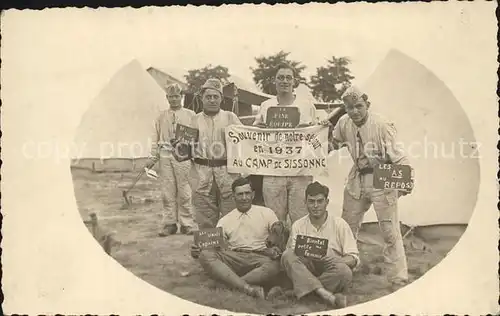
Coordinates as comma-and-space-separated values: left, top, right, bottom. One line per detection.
190, 78, 243, 228
328, 84, 413, 286
150, 83, 197, 236
253, 63, 318, 226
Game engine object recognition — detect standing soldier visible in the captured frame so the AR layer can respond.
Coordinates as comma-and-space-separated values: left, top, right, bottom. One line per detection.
253, 63, 318, 225
328, 85, 413, 286
151, 83, 197, 237
190, 78, 243, 228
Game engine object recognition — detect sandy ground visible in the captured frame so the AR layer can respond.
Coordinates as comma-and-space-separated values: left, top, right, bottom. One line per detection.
71, 168, 463, 315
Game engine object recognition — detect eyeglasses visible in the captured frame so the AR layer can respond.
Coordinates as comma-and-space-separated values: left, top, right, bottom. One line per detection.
276, 75, 294, 82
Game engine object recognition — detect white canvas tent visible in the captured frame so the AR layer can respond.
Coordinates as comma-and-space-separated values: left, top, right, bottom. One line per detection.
70, 63, 274, 172
146, 66, 189, 90
71, 59, 169, 172
295, 83, 316, 103
147, 66, 274, 105
316, 49, 480, 236
294, 83, 332, 122
226, 74, 275, 105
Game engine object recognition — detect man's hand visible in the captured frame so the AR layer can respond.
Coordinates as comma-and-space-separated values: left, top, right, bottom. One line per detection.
341, 255, 357, 269
398, 166, 415, 198
261, 246, 282, 260
325, 249, 356, 269
398, 185, 413, 197
190, 243, 201, 259
296, 122, 313, 128
318, 119, 332, 127
148, 154, 160, 164
398, 190, 410, 198
170, 138, 180, 147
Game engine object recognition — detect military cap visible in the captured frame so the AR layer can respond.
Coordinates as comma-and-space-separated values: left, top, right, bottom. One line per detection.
200, 78, 224, 95
341, 85, 369, 103
164, 83, 183, 96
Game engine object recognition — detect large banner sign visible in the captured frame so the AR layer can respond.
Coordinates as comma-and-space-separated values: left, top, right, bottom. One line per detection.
225, 124, 329, 176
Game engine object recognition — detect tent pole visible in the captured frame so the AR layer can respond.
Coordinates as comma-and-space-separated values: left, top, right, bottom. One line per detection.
231, 83, 239, 116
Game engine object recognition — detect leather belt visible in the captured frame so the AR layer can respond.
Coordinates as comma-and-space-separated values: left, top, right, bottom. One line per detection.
194, 158, 227, 167
232, 248, 267, 255
358, 167, 374, 175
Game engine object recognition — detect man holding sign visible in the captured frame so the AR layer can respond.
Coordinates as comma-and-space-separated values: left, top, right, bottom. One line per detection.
252, 63, 319, 225
328, 85, 413, 286
190, 178, 282, 299
280, 181, 359, 308
150, 83, 197, 237
190, 78, 243, 228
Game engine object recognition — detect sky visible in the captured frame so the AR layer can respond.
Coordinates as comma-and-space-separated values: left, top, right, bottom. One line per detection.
4, 3, 494, 104
2, 2, 496, 139
0, 5, 434, 114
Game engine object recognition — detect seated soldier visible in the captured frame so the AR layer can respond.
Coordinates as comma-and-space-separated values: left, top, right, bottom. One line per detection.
280, 181, 360, 309
190, 177, 283, 299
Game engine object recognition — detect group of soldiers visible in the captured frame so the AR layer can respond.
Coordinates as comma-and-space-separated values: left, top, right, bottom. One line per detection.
149, 63, 413, 309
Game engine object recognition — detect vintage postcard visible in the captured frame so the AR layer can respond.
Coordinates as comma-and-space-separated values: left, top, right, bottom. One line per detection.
1, 2, 498, 315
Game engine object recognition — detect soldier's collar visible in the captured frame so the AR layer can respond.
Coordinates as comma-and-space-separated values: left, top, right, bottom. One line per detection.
202, 109, 221, 117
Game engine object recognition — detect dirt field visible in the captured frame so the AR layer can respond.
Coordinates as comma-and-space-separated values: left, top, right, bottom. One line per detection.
71, 168, 463, 315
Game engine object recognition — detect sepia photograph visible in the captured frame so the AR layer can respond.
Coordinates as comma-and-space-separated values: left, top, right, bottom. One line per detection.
2, 3, 498, 315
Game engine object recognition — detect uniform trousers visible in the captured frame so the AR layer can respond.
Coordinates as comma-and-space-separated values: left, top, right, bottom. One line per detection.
158, 157, 196, 228
192, 164, 237, 229
262, 175, 313, 225
281, 248, 353, 299
198, 249, 282, 291
341, 173, 408, 282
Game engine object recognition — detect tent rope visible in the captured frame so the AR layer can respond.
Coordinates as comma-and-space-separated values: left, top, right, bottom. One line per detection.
402, 225, 415, 239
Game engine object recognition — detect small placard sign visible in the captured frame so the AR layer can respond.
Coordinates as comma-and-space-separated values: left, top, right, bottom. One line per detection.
294, 235, 328, 259
373, 164, 414, 191
175, 124, 199, 142
266, 106, 300, 128
194, 227, 224, 250
173, 124, 199, 161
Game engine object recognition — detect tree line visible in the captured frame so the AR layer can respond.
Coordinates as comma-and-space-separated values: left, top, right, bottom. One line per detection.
184, 50, 354, 104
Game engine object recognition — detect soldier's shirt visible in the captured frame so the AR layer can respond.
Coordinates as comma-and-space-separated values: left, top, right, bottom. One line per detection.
191, 110, 242, 160
287, 213, 360, 268
217, 205, 279, 252
331, 112, 410, 199
189, 110, 242, 197
151, 107, 196, 154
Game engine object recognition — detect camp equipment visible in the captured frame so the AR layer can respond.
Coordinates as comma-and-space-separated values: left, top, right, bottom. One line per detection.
121, 159, 158, 208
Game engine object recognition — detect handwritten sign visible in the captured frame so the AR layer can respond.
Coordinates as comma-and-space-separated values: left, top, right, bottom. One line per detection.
194, 227, 224, 250
373, 164, 414, 191
295, 235, 329, 259
266, 106, 300, 128
172, 124, 199, 161
225, 124, 329, 176
175, 124, 199, 142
